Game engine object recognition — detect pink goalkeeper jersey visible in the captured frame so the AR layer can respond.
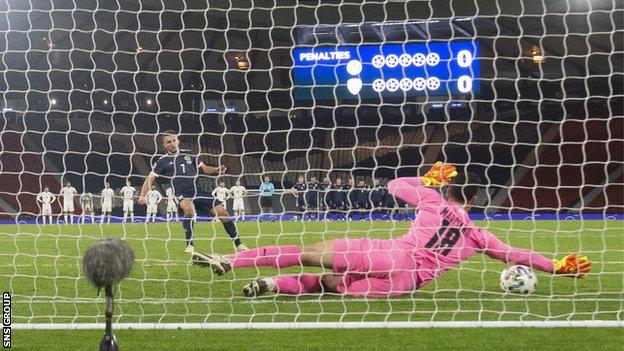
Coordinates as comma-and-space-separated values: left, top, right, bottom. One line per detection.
387, 177, 554, 288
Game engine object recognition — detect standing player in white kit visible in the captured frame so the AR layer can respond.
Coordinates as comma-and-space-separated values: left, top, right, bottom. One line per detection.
121, 180, 136, 223
165, 187, 179, 222
229, 180, 247, 220
211, 181, 230, 205
100, 182, 114, 224
36, 186, 56, 225
80, 191, 95, 224
59, 181, 77, 224
145, 185, 163, 223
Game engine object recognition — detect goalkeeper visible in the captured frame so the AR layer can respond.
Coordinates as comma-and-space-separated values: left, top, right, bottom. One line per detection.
193, 163, 591, 298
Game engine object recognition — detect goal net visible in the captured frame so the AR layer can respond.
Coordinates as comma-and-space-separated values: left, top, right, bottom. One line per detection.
1, 0, 622, 329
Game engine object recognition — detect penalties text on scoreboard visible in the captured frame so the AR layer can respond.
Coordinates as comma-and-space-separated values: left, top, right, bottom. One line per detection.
2, 292, 9, 349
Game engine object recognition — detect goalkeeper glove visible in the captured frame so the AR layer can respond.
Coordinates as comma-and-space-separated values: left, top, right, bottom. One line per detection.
553, 253, 592, 278
421, 162, 458, 187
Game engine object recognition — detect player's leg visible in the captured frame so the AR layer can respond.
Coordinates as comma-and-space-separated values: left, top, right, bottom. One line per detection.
267, 197, 274, 221
338, 277, 392, 297
211, 203, 247, 251
242, 274, 325, 297
238, 200, 245, 219
192, 240, 333, 275
122, 201, 127, 222
179, 199, 196, 253
231, 201, 237, 219
42, 207, 51, 225
340, 270, 417, 298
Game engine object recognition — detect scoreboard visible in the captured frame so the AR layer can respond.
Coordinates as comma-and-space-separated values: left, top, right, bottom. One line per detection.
293, 40, 479, 100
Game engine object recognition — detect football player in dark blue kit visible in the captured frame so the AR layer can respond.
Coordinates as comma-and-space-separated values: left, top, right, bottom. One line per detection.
306, 176, 319, 220
318, 177, 333, 212
139, 131, 248, 253
291, 175, 307, 220
330, 178, 347, 221
370, 178, 386, 220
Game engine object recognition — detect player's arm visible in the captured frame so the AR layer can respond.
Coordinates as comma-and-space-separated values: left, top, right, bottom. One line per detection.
481, 229, 591, 278
36, 193, 43, 203
211, 188, 218, 197
198, 161, 226, 175
388, 161, 458, 208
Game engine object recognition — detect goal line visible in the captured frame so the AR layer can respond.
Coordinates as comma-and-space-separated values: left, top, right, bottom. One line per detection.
12, 321, 624, 330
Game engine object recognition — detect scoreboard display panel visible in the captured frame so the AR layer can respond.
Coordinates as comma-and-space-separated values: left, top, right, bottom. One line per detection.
293, 40, 479, 101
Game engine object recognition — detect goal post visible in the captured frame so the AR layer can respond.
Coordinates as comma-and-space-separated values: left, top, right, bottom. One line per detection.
0, 0, 622, 331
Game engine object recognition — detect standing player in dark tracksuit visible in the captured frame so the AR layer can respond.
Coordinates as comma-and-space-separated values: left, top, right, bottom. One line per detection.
354, 180, 370, 219
306, 176, 319, 220
318, 177, 333, 213
139, 131, 249, 253
370, 179, 385, 220
291, 176, 307, 220
329, 179, 344, 220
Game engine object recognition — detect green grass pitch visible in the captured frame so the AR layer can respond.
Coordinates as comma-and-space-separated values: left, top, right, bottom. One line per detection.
1, 219, 623, 350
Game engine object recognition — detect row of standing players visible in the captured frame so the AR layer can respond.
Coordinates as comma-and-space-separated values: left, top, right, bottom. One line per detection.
35, 180, 180, 225
35, 176, 408, 225
288, 176, 407, 213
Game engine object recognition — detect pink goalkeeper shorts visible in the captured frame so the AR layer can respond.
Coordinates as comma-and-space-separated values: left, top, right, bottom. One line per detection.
331, 237, 420, 297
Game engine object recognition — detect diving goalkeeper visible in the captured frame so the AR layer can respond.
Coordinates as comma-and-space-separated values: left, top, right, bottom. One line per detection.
192, 163, 591, 298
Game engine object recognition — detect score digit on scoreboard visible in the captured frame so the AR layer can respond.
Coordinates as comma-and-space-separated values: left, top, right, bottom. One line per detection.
293, 41, 479, 100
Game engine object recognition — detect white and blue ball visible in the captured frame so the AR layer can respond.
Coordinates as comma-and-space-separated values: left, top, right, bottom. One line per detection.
500, 265, 537, 294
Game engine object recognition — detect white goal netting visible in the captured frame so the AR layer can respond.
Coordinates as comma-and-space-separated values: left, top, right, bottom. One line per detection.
0, 0, 622, 329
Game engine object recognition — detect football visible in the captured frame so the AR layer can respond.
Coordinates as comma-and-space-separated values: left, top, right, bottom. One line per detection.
500, 265, 537, 294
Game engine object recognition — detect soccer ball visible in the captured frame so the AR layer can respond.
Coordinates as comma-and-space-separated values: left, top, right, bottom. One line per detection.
500, 265, 537, 294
